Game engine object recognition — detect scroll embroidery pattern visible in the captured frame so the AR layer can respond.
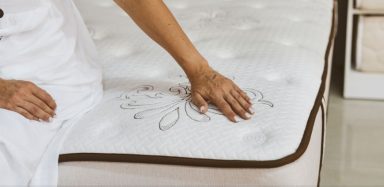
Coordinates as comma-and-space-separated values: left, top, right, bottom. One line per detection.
119, 82, 273, 131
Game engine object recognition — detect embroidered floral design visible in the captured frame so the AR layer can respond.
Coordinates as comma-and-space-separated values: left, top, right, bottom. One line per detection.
119, 82, 273, 131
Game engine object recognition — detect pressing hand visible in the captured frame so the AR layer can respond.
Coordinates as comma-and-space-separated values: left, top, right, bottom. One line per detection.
189, 65, 254, 123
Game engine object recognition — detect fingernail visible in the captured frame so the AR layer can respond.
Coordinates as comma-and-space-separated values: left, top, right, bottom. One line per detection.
234, 116, 241, 123
199, 106, 205, 113
249, 107, 255, 114
245, 112, 252, 119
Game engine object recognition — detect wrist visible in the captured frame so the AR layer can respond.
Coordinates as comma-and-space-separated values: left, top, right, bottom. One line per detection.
185, 61, 211, 84
179, 55, 211, 81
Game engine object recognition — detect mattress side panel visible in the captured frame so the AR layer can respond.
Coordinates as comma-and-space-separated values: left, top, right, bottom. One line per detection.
58, 106, 324, 186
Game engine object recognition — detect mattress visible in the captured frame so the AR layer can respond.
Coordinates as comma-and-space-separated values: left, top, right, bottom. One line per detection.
355, 16, 384, 73
59, 0, 336, 185
356, 0, 384, 10
59, 94, 331, 186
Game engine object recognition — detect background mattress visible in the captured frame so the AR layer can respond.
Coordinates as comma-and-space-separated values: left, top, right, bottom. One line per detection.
355, 0, 384, 10
59, 0, 335, 169
355, 16, 384, 73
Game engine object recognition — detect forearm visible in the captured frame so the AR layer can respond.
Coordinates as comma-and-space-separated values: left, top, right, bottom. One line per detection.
114, 0, 209, 79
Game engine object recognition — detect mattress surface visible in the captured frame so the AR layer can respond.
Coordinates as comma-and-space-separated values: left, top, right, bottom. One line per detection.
356, 16, 384, 73
60, 0, 334, 165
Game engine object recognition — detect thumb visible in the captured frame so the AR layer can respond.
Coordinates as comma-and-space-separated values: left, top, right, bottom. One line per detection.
191, 93, 208, 113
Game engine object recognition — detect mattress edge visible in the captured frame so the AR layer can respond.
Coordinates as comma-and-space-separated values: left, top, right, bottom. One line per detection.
58, 0, 338, 168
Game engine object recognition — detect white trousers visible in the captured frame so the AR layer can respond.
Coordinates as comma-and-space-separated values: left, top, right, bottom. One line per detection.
0, 84, 102, 185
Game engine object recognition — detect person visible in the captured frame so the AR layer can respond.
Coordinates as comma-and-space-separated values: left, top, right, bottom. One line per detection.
0, 0, 254, 185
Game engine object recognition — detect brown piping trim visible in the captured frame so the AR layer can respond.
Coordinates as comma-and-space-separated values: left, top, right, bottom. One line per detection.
59, 1, 338, 168
317, 103, 326, 187
318, 1, 338, 185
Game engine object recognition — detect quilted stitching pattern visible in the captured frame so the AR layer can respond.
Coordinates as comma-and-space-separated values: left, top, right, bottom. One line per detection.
60, 0, 333, 161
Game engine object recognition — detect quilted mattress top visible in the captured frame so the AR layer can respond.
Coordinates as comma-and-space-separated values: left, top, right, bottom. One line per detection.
60, 0, 334, 166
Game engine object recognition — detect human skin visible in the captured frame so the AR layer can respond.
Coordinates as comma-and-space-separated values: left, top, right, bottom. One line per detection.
114, 0, 254, 122
0, 79, 56, 122
0, 0, 253, 123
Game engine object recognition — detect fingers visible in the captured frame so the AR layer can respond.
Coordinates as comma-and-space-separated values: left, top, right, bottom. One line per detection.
191, 93, 208, 113
29, 83, 57, 111
224, 94, 251, 120
19, 82, 56, 122
213, 97, 238, 123
234, 85, 252, 104
25, 94, 56, 118
18, 101, 52, 122
230, 89, 253, 114
210, 88, 254, 123
14, 106, 38, 121
0, 80, 57, 122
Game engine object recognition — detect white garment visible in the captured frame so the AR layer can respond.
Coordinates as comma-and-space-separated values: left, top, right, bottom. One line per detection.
0, 0, 103, 185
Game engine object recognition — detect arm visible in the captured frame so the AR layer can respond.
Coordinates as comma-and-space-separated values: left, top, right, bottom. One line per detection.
114, 0, 254, 122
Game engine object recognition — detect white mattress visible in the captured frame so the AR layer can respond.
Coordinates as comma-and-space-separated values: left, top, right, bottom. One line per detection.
60, 0, 335, 168
59, 104, 327, 186
356, 16, 384, 73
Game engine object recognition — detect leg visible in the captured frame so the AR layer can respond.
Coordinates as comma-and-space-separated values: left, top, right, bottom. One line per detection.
0, 109, 63, 185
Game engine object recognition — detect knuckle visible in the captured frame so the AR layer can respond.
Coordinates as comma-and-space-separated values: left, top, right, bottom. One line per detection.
227, 97, 236, 104
25, 81, 35, 88
211, 92, 222, 99
232, 92, 240, 98
191, 100, 198, 107
233, 103, 242, 110
43, 106, 51, 113
234, 107, 244, 115
221, 105, 232, 113
228, 111, 236, 117
217, 100, 227, 107
222, 109, 232, 115
238, 108, 246, 115
30, 106, 39, 114
243, 103, 251, 109
231, 98, 239, 104
42, 114, 50, 120
191, 94, 199, 101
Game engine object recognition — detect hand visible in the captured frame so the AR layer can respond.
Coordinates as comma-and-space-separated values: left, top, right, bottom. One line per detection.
189, 66, 254, 123
114, 0, 253, 122
0, 79, 57, 122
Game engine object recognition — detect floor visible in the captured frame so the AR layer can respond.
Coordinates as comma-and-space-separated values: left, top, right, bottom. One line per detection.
320, 61, 384, 186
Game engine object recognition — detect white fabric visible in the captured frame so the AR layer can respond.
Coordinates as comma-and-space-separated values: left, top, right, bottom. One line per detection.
60, 0, 333, 161
0, 0, 103, 185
